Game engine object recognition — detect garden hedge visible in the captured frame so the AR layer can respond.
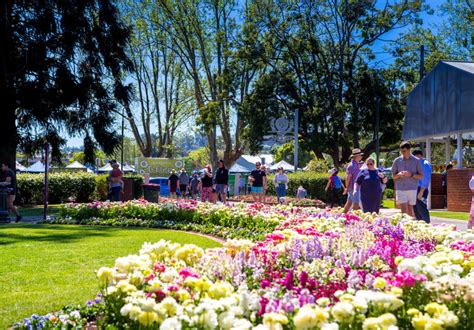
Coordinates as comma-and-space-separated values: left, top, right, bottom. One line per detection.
16, 173, 144, 204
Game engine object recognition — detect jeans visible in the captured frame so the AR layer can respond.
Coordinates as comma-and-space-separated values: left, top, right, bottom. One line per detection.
110, 186, 122, 202
414, 187, 430, 223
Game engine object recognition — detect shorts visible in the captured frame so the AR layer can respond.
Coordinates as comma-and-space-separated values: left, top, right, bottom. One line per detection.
179, 184, 187, 193
170, 186, 177, 193
215, 184, 227, 194
396, 190, 417, 206
201, 187, 214, 202
347, 189, 360, 203
252, 186, 264, 194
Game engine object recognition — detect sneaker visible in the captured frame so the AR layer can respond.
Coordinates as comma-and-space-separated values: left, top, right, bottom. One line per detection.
15, 215, 22, 223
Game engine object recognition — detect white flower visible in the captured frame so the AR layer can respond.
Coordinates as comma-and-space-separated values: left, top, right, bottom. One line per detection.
321, 323, 339, 330
160, 317, 182, 330
331, 302, 355, 322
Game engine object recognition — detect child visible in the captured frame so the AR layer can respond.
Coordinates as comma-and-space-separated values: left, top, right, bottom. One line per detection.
296, 185, 307, 200
325, 168, 345, 208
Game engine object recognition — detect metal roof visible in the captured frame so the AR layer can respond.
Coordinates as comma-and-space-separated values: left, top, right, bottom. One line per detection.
402, 61, 474, 141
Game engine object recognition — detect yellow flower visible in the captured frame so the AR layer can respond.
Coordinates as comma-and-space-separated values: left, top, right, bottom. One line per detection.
263, 312, 289, 329
394, 256, 404, 265
137, 311, 158, 326
407, 308, 420, 316
412, 314, 429, 330
97, 267, 115, 284
294, 305, 328, 329
208, 281, 234, 299
316, 297, 330, 307
390, 287, 403, 297
373, 277, 387, 290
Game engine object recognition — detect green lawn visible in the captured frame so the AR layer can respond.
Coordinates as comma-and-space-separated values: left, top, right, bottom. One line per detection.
382, 199, 468, 221
16, 204, 61, 217
0, 224, 221, 328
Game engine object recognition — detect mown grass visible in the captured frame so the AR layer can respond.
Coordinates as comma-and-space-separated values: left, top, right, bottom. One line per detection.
382, 199, 468, 221
15, 204, 61, 217
0, 224, 221, 328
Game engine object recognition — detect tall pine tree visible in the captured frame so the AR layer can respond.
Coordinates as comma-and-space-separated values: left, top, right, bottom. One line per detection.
0, 0, 132, 168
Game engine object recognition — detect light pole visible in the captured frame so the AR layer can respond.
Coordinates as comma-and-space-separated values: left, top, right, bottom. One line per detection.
375, 97, 380, 167
43, 142, 49, 220
121, 107, 125, 171
294, 108, 299, 172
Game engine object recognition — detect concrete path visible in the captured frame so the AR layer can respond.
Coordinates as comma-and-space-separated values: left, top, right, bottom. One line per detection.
379, 208, 468, 231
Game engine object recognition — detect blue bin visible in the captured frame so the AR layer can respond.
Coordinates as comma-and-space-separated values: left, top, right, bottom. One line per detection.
150, 177, 170, 197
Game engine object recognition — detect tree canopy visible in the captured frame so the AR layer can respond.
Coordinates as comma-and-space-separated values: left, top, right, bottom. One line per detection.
0, 0, 132, 167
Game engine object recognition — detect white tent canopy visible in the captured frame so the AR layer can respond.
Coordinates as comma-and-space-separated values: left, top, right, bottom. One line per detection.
97, 163, 135, 173
66, 161, 87, 169
270, 160, 295, 172
15, 161, 26, 172
24, 160, 48, 173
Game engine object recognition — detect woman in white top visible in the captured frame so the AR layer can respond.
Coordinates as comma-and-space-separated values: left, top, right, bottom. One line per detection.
273, 167, 289, 203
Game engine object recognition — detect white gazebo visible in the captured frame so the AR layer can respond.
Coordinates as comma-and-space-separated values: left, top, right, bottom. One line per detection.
97, 163, 135, 173
15, 161, 26, 172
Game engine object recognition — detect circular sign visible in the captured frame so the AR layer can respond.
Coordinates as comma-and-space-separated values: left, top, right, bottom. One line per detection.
175, 160, 183, 168
274, 117, 290, 132
140, 160, 149, 168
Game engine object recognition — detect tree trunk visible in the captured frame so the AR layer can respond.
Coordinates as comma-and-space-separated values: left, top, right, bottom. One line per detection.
0, 2, 17, 171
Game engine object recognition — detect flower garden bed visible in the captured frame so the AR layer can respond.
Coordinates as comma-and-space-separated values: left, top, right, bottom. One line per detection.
15, 201, 474, 329
229, 195, 326, 208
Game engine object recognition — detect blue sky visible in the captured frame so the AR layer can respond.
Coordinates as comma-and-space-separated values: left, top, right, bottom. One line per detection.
66, 0, 448, 148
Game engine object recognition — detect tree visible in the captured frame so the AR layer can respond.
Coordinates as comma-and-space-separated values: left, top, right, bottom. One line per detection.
274, 142, 315, 168
0, 1, 132, 168
245, 0, 423, 166
121, 1, 194, 158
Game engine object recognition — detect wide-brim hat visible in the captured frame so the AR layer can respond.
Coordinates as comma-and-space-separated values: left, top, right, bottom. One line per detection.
350, 148, 364, 158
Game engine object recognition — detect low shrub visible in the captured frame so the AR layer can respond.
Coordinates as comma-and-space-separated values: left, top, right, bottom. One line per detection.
267, 171, 347, 204
17, 173, 96, 204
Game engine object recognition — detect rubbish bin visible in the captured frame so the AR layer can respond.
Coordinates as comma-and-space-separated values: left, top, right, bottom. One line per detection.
143, 183, 160, 203
0, 184, 11, 223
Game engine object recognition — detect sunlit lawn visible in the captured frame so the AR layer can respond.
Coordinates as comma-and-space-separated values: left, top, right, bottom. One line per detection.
0, 224, 221, 328
382, 199, 468, 221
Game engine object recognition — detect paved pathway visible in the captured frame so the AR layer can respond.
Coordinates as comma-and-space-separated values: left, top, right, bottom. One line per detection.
379, 208, 468, 231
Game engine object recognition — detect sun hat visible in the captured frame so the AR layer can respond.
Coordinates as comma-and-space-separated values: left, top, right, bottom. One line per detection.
111, 162, 120, 168
350, 148, 364, 158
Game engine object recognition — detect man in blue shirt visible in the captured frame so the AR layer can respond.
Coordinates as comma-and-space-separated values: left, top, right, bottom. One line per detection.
413, 150, 431, 223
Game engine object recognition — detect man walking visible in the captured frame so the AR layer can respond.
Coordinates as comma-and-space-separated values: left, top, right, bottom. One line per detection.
391, 142, 423, 217
413, 150, 431, 223
178, 168, 189, 199
249, 162, 266, 203
215, 160, 229, 203
344, 149, 363, 213
1, 162, 22, 222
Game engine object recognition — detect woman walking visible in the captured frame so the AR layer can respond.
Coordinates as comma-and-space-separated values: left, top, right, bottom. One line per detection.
325, 168, 345, 208
201, 165, 214, 203
273, 167, 289, 203
355, 158, 388, 213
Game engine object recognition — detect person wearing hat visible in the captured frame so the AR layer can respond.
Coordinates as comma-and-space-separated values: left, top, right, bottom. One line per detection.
178, 168, 190, 199
343, 148, 363, 212
274, 166, 289, 204
109, 161, 123, 202
168, 169, 179, 199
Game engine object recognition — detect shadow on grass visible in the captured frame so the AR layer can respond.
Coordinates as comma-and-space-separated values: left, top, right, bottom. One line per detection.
0, 224, 125, 246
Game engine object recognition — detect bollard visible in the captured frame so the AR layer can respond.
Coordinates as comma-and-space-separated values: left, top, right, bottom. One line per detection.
469, 175, 474, 230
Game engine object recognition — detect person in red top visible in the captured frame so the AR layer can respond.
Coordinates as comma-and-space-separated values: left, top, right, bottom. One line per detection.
325, 168, 345, 208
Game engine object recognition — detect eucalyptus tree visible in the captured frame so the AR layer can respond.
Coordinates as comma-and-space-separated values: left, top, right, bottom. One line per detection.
0, 0, 132, 166
245, 0, 423, 166
121, 1, 194, 158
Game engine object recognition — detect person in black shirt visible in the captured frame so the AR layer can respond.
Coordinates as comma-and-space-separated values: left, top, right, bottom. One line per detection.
168, 169, 179, 199
1, 162, 22, 222
215, 160, 229, 203
249, 162, 267, 203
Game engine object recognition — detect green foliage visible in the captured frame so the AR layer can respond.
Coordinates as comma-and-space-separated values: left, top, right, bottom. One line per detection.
267, 171, 346, 204
274, 142, 315, 167
185, 147, 211, 169
17, 173, 144, 204
384, 188, 394, 199
17, 173, 96, 204
305, 158, 331, 173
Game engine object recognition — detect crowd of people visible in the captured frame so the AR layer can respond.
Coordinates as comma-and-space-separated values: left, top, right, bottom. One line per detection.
2, 141, 469, 225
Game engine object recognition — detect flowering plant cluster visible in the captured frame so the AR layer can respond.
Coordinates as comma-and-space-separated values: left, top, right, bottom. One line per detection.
51, 200, 332, 240
230, 195, 326, 208
19, 203, 474, 329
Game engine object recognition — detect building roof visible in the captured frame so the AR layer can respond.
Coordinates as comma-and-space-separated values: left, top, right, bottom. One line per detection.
97, 163, 135, 173
229, 163, 252, 173
403, 60, 474, 141
16, 161, 26, 172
